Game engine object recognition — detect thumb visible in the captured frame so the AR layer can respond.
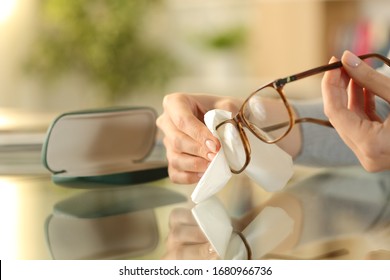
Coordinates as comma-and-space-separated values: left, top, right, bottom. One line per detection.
341, 50, 390, 102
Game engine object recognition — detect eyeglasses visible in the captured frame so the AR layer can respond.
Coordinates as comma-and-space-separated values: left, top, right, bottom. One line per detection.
216, 53, 390, 174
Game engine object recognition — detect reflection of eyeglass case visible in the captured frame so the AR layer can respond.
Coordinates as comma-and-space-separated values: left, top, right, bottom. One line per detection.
45, 185, 187, 259
41, 107, 168, 186
45, 210, 159, 260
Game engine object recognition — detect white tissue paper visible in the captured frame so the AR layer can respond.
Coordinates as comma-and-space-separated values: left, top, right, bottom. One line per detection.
191, 109, 294, 203
226, 206, 294, 260
192, 196, 294, 260
191, 196, 233, 258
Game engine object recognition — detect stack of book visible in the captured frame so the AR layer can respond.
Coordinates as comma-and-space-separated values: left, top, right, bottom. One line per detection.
0, 107, 54, 175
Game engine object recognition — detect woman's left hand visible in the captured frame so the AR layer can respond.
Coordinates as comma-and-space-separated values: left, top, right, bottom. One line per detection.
321, 50, 390, 172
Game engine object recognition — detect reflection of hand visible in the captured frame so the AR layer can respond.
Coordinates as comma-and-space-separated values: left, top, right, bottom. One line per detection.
163, 207, 219, 260
322, 50, 390, 172
365, 250, 390, 260
156, 93, 241, 184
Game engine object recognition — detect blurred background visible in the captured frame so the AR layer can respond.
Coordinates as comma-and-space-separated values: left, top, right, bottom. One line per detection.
1, 0, 390, 260
1, 0, 390, 117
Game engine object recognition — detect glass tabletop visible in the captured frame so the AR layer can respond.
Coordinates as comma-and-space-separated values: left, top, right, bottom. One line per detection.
1, 166, 389, 260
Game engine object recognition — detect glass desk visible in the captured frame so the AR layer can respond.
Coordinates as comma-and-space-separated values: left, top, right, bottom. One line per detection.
1, 166, 389, 260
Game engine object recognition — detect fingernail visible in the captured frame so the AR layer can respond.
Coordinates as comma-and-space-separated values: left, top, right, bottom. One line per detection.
205, 140, 217, 153
208, 245, 216, 254
343, 51, 362, 68
207, 152, 216, 161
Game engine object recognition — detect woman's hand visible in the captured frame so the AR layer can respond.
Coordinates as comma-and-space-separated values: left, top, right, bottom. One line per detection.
156, 93, 241, 184
162, 207, 219, 260
322, 50, 390, 172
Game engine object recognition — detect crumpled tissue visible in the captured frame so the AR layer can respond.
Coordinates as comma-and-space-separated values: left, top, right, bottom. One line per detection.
191, 109, 294, 203
192, 196, 294, 259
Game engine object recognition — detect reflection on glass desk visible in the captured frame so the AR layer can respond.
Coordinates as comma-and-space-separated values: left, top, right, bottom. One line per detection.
0, 166, 389, 260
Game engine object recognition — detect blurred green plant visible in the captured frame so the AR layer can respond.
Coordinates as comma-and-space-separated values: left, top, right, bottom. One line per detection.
197, 26, 247, 51
25, 0, 178, 102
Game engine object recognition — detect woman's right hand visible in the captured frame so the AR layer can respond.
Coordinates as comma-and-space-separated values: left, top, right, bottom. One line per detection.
156, 93, 242, 184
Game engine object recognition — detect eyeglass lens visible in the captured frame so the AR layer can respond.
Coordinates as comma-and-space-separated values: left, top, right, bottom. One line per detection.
216, 87, 292, 173
242, 87, 291, 142
216, 122, 247, 172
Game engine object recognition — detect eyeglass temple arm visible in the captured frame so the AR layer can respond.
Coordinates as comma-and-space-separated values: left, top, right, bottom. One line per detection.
259, 117, 333, 133
274, 53, 390, 88
262, 248, 349, 260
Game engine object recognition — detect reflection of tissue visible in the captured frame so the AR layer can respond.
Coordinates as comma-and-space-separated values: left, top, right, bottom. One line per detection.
191, 109, 294, 203
192, 196, 294, 260
226, 207, 294, 260
191, 197, 232, 258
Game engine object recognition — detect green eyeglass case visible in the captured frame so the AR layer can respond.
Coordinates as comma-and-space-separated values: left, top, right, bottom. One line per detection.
41, 106, 168, 187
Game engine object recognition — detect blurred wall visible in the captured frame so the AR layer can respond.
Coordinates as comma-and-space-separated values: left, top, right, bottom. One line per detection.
0, 0, 389, 114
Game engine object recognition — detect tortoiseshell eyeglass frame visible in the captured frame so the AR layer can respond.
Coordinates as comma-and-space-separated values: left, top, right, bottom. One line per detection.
216, 53, 390, 174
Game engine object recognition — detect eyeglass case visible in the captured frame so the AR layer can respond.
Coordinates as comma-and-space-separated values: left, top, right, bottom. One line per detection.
41, 107, 168, 186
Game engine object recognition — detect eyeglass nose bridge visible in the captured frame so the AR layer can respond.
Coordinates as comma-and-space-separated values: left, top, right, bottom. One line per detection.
216, 116, 252, 174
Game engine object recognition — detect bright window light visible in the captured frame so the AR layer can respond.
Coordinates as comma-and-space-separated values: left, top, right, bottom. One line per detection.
0, 179, 19, 259
0, 0, 18, 23
0, 116, 11, 128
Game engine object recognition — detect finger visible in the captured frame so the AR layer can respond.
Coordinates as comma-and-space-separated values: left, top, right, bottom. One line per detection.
163, 243, 218, 260
321, 57, 361, 152
167, 164, 203, 184
321, 56, 355, 126
167, 224, 208, 245
322, 57, 350, 112
158, 113, 200, 157
158, 114, 212, 184
348, 79, 366, 118
162, 116, 214, 160
162, 93, 220, 154
165, 141, 210, 172
364, 89, 383, 122
164, 139, 208, 185
341, 50, 390, 102
168, 208, 196, 228
366, 250, 390, 260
